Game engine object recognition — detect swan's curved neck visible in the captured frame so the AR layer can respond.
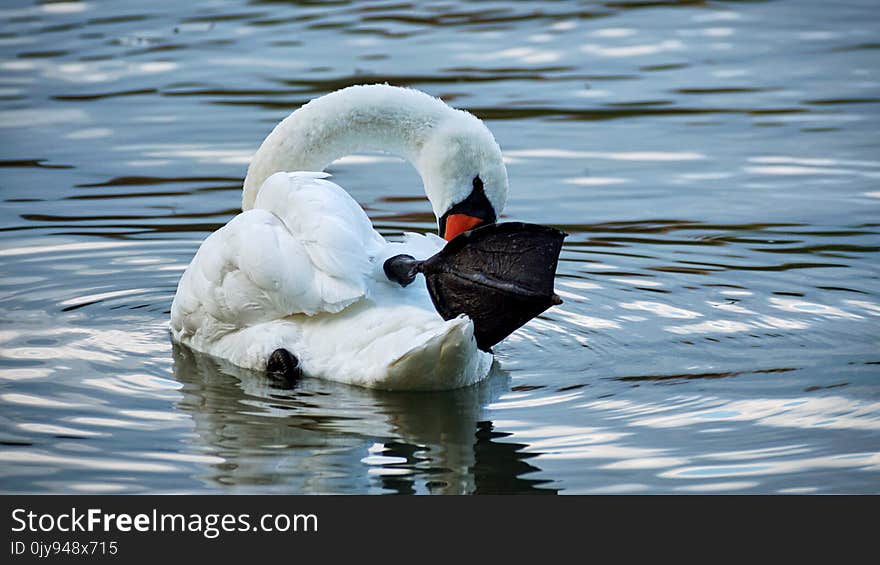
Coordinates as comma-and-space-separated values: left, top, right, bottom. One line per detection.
242, 85, 458, 210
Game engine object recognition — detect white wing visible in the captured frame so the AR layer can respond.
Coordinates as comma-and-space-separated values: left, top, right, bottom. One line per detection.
170, 172, 385, 344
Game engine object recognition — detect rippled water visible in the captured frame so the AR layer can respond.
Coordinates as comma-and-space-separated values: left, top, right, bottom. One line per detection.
1, 0, 879, 494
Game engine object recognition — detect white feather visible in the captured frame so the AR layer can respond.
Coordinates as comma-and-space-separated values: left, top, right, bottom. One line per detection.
171, 172, 492, 390
171, 85, 509, 390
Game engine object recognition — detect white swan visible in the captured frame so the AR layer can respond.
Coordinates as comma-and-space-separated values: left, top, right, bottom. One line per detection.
170, 84, 510, 391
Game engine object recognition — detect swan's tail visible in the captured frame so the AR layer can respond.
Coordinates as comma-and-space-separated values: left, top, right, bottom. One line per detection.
382, 315, 493, 391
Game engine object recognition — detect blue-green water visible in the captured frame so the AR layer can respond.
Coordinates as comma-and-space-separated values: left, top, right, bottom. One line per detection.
0, 0, 878, 494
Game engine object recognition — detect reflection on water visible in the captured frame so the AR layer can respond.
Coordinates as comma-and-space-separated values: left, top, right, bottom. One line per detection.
1, 0, 879, 493
172, 343, 555, 494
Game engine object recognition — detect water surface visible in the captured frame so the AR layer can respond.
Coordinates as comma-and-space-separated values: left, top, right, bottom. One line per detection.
1, 0, 879, 494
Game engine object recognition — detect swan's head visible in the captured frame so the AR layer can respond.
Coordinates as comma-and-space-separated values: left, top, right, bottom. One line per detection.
416, 113, 509, 241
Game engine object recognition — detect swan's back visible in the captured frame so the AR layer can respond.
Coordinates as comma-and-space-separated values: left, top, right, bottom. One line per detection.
171, 172, 383, 346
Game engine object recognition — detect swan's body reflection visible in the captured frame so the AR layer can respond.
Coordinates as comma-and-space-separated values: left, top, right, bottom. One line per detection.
172, 343, 557, 494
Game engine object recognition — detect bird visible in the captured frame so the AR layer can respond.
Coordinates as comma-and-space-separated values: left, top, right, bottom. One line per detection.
170, 84, 509, 391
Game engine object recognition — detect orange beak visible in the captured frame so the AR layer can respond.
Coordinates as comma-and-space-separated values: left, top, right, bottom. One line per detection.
443, 214, 484, 241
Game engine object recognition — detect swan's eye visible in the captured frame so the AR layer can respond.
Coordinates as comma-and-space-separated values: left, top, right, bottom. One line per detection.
473, 176, 483, 191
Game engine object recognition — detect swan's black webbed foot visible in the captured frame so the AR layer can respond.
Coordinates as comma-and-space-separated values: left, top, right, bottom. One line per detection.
267, 348, 301, 385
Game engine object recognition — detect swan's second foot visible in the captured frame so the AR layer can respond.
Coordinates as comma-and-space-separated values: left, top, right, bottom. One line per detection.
267, 348, 301, 385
